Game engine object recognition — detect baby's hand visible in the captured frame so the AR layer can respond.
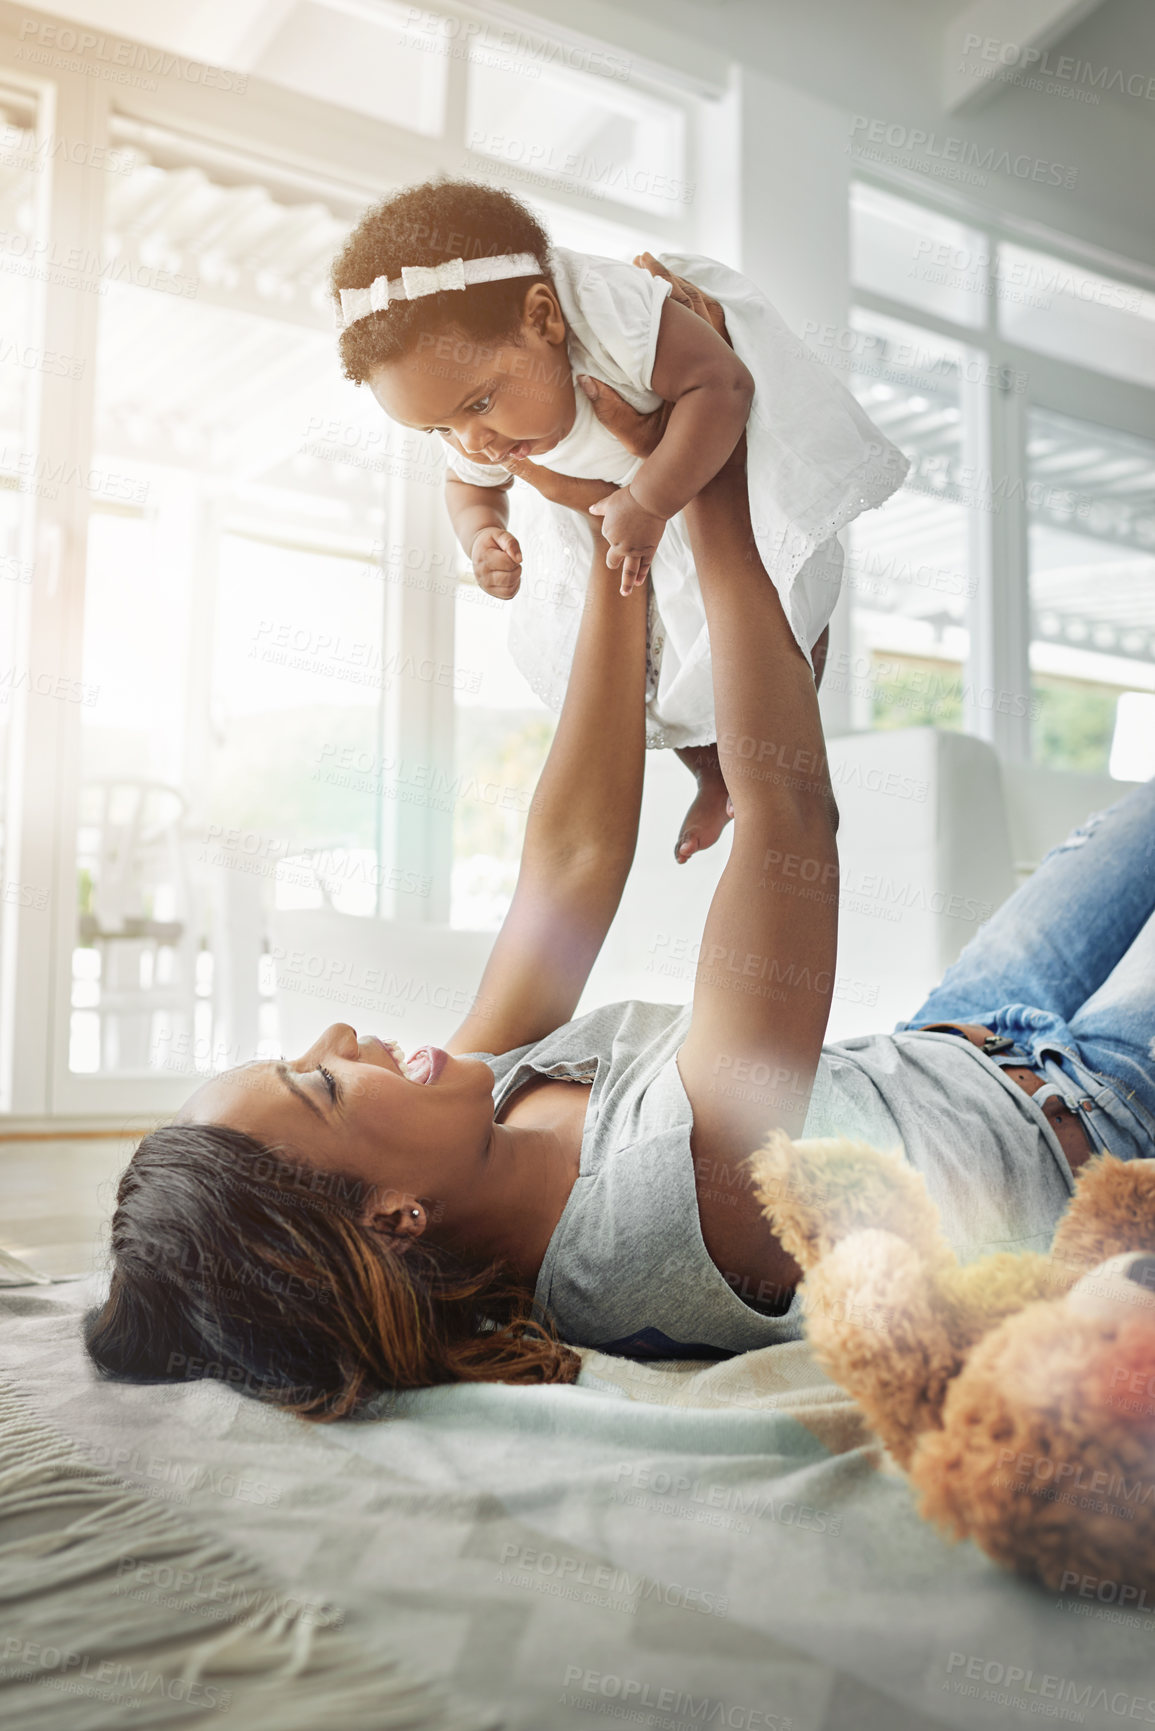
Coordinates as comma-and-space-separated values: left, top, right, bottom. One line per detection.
471, 526, 522, 599
589, 486, 666, 595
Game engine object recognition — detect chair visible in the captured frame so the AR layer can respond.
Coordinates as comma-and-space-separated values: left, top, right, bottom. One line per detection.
76, 781, 201, 1072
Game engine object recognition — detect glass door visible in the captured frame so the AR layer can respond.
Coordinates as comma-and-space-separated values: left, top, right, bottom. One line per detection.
1025, 409, 1155, 776
0, 79, 49, 1113
58, 143, 405, 1107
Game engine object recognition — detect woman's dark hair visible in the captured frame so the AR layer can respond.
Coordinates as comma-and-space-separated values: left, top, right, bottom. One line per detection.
331, 177, 554, 383
85, 1123, 578, 1421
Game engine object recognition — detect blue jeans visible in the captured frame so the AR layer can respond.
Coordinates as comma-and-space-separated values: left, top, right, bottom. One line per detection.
898, 777, 1155, 1161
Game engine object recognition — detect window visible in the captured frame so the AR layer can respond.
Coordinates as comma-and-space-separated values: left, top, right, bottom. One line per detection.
70, 151, 392, 1079
467, 60, 689, 218
851, 181, 987, 328
1027, 410, 1155, 774
0, 7, 709, 1113
998, 243, 1155, 390
0, 82, 44, 1094
447, 104, 703, 928
253, 0, 448, 135
848, 178, 1155, 775
843, 308, 970, 730
450, 579, 553, 929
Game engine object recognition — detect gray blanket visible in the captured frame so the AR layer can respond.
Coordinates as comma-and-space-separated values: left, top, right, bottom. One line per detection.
2, 1278, 1152, 1731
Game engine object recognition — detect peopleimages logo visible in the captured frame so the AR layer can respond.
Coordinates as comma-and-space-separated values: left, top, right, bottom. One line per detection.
560, 1667, 790, 1729
498, 1544, 728, 1618
848, 115, 1078, 188
1059, 1571, 1155, 1612
941, 1651, 1155, 1722
958, 33, 1155, 103
0, 1640, 232, 1712
16, 19, 248, 91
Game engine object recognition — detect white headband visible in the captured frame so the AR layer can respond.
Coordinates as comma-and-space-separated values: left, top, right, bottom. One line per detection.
336, 251, 543, 330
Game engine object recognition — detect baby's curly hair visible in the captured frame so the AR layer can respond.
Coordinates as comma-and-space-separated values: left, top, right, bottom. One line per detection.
331, 178, 554, 384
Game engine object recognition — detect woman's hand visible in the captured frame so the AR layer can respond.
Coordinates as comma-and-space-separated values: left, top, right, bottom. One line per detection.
634, 254, 747, 486
634, 252, 731, 347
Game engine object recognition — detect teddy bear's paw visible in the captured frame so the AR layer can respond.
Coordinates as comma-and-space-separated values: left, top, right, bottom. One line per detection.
747, 1131, 955, 1273
910, 1302, 1155, 1594
941, 1251, 1076, 1342
1051, 1155, 1155, 1276
800, 1230, 965, 1468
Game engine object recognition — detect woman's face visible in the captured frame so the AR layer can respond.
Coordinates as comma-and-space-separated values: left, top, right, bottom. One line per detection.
181, 1024, 497, 1227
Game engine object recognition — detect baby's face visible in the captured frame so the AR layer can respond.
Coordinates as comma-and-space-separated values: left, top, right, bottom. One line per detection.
369, 284, 575, 467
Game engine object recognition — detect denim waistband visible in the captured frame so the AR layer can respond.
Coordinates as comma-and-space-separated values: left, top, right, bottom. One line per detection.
1035, 1048, 1153, 1162
946, 1006, 1155, 1162
984, 1042, 1153, 1163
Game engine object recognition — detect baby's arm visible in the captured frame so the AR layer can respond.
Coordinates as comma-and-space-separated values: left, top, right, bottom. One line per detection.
591, 298, 754, 591
445, 472, 522, 599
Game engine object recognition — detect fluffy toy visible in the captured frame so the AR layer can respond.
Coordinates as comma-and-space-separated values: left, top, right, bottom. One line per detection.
749, 1136, 1155, 1594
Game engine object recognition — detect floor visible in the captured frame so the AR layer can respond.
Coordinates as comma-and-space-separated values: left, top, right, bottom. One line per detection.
0, 1135, 139, 1284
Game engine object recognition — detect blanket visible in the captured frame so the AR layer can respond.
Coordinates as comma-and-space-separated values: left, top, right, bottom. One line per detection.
2, 1278, 1152, 1731
0, 1374, 492, 1730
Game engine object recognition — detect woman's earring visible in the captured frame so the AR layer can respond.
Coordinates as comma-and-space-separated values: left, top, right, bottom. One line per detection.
411, 1208, 420, 1219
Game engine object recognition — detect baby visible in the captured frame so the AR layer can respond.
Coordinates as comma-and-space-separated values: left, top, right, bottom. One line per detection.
332, 179, 909, 860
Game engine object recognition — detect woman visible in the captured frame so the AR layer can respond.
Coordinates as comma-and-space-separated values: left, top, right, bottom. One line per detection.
86, 268, 1155, 1419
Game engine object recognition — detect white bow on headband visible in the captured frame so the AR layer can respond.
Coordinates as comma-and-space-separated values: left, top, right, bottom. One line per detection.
337, 251, 543, 330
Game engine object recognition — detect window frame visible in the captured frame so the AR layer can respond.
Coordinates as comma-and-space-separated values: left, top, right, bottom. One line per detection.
849, 165, 1155, 761
0, 1, 709, 1119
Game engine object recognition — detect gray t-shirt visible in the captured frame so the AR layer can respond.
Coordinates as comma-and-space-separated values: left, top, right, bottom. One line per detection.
467, 1000, 1078, 1357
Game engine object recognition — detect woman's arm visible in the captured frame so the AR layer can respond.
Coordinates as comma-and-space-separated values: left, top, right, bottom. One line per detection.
617, 257, 838, 1150
447, 513, 649, 1057
677, 440, 839, 1145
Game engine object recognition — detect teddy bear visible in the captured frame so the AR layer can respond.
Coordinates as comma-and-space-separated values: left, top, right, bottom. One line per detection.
748, 1135, 1155, 1595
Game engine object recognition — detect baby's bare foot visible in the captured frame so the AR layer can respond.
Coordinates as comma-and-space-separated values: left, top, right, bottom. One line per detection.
674, 744, 733, 863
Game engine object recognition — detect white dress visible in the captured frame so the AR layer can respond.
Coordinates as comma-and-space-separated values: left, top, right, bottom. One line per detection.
446, 247, 910, 750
